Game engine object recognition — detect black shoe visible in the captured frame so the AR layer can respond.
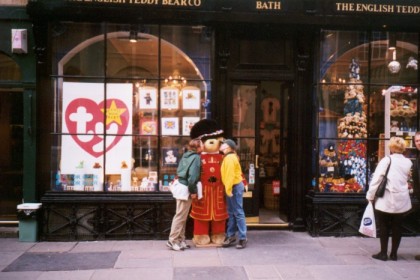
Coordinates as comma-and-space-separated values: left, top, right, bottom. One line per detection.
372, 252, 387, 261
236, 239, 248, 249
389, 253, 398, 261
415, 255, 420, 261
222, 236, 236, 248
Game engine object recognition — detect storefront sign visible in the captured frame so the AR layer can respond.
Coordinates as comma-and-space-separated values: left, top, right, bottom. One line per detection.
62, 0, 284, 11
35, 0, 420, 14
61, 82, 132, 175
335, 2, 420, 14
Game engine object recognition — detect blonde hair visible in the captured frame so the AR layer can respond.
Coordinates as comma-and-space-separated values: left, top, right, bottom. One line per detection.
389, 136, 406, 154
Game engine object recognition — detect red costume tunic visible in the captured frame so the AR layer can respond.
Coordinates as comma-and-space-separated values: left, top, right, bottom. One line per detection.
190, 153, 228, 221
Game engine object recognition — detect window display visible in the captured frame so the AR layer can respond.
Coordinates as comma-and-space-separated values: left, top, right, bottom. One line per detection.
382, 86, 418, 160
317, 30, 419, 194
51, 23, 212, 193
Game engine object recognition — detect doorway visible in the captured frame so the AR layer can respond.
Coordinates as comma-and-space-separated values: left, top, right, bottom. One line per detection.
232, 81, 290, 226
0, 89, 23, 222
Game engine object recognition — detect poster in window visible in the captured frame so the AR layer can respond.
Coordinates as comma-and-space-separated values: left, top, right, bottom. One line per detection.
161, 87, 179, 110
139, 86, 157, 110
161, 117, 179, 135
182, 87, 201, 110
162, 148, 179, 166
61, 82, 132, 175
182, 117, 200, 136
140, 118, 157, 135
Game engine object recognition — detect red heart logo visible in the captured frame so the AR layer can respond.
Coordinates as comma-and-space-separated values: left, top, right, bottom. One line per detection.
65, 98, 129, 158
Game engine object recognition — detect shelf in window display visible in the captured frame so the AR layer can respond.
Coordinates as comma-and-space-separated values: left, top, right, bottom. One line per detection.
390, 88, 417, 120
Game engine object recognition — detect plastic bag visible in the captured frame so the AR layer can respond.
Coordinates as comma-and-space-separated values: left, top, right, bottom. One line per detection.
169, 179, 189, 200
196, 181, 203, 200
359, 201, 376, 238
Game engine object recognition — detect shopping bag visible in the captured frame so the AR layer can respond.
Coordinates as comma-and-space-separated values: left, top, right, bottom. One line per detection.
359, 201, 376, 238
169, 179, 189, 200
196, 181, 203, 200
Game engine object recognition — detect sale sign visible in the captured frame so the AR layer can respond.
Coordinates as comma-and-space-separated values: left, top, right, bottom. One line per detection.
61, 82, 133, 174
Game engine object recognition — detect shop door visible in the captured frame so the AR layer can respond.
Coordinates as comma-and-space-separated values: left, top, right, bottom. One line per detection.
0, 89, 23, 222
232, 81, 289, 226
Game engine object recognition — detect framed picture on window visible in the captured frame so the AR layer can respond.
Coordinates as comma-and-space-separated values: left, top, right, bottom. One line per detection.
139, 86, 157, 110
182, 117, 200, 136
148, 171, 158, 183
162, 148, 179, 166
182, 87, 201, 110
161, 87, 179, 110
140, 118, 157, 135
140, 148, 157, 166
161, 117, 179, 135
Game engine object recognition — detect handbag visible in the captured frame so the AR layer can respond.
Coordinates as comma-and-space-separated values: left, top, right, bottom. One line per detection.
169, 179, 189, 200
359, 201, 376, 238
375, 156, 391, 198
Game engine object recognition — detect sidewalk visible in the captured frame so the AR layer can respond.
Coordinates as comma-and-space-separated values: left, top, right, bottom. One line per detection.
1, 230, 419, 280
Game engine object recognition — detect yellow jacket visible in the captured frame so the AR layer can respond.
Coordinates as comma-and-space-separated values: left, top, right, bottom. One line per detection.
221, 153, 243, 197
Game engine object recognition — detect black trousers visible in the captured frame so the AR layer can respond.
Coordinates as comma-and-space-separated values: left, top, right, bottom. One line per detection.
375, 210, 404, 255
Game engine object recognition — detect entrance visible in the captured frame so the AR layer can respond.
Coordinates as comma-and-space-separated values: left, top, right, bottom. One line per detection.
0, 51, 24, 224
232, 81, 290, 226
0, 89, 23, 222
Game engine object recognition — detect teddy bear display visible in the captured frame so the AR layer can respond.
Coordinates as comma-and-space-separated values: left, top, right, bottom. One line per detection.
390, 97, 417, 118
319, 59, 368, 193
318, 141, 366, 193
337, 76, 368, 138
319, 144, 339, 178
189, 119, 228, 246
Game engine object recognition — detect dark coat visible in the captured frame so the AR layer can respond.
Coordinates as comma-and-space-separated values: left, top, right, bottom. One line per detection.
411, 157, 420, 201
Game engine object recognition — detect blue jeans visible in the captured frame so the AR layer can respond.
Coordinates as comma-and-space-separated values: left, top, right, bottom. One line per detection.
226, 182, 247, 240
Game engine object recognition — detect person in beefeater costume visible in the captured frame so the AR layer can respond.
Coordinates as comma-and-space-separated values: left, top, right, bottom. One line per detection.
189, 119, 228, 246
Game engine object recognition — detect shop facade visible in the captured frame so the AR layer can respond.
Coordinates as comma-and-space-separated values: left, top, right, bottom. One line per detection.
14, 0, 420, 240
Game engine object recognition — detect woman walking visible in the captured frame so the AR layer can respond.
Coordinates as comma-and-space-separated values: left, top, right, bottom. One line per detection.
366, 136, 412, 261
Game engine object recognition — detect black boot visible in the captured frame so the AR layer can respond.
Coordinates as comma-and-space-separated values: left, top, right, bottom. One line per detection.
389, 253, 397, 261
372, 252, 388, 261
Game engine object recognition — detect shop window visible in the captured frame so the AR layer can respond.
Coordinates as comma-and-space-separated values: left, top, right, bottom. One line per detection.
51, 23, 212, 192
316, 30, 419, 194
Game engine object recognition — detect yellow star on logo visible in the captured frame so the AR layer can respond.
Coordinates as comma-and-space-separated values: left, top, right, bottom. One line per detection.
101, 100, 126, 126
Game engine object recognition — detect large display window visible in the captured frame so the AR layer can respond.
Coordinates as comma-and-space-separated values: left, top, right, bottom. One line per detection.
51, 23, 212, 192
316, 30, 419, 194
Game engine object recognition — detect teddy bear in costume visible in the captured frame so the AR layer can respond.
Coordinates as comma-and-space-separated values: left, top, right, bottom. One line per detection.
189, 119, 228, 246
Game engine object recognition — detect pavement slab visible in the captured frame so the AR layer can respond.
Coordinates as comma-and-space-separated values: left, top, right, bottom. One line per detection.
2, 251, 120, 272
174, 266, 247, 280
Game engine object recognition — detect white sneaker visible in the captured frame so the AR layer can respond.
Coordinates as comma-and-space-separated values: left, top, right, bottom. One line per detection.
166, 241, 182, 251
180, 241, 190, 249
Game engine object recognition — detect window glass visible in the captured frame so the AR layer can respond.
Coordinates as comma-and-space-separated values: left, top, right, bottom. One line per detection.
0, 52, 21, 80
316, 30, 419, 194
52, 23, 212, 192
52, 22, 106, 76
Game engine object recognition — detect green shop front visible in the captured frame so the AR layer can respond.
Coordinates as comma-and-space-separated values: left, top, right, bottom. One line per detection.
0, 2, 37, 240
23, 0, 420, 240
